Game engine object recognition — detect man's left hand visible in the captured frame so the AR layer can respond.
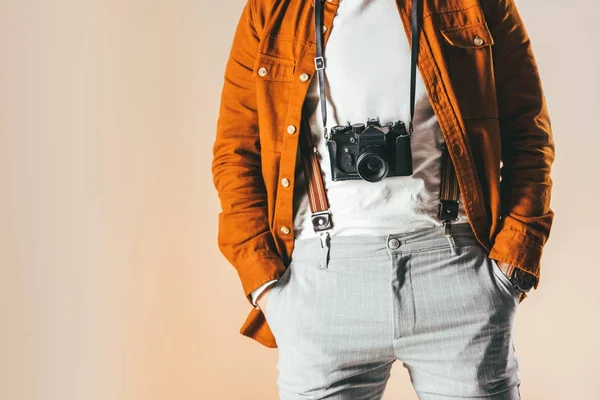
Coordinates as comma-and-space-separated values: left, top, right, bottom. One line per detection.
496, 261, 526, 302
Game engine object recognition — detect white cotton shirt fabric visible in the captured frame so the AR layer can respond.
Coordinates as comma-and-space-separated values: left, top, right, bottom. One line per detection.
292, 0, 468, 239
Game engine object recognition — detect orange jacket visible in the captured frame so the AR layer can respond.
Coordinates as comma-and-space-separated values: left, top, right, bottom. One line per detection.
212, 0, 554, 348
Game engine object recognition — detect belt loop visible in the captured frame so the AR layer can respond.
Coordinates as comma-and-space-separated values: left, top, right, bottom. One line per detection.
444, 222, 458, 256
319, 232, 331, 269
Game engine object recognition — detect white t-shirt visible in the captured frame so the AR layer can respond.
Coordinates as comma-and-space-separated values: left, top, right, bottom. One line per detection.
293, 0, 468, 239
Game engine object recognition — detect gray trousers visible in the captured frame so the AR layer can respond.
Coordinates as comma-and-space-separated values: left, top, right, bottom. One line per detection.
263, 223, 521, 399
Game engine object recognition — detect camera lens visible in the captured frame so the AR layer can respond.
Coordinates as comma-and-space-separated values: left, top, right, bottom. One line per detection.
356, 150, 389, 182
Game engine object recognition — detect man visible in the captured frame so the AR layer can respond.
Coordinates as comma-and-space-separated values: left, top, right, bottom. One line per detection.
212, 0, 554, 398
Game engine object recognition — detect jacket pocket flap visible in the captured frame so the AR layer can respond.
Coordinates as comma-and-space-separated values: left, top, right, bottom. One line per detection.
254, 53, 296, 81
440, 22, 494, 48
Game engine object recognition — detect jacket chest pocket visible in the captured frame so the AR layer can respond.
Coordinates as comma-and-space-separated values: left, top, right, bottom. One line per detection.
253, 52, 296, 81
440, 21, 498, 119
253, 52, 297, 152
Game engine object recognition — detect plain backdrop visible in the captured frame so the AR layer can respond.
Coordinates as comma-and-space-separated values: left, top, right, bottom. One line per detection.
0, 0, 598, 399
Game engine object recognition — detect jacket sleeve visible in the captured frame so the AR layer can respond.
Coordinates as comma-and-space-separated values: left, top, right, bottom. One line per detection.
483, 0, 555, 288
211, 0, 286, 305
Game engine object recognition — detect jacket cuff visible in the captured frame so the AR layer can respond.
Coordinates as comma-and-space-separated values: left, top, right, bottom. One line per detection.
237, 253, 286, 306
488, 228, 543, 289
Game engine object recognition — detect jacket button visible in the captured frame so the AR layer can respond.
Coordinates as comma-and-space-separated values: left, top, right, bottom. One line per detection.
287, 125, 297, 134
280, 226, 291, 235
299, 73, 310, 82
281, 178, 290, 187
473, 36, 484, 46
257, 67, 268, 77
322, 25, 328, 33
388, 238, 400, 250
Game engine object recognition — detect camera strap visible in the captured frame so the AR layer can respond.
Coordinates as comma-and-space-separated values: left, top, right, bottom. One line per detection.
301, 0, 460, 240
439, 144, 460, 235
299, 112, 333, 238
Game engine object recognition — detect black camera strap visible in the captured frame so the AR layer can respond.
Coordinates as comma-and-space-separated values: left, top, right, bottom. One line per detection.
409, 0, 419, 135
301, 0, 460, 240
314, 0, 328, 140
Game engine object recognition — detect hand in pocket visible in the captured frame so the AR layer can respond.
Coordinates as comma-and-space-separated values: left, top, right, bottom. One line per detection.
257, 284, 276, 312
494, 260, 526, 302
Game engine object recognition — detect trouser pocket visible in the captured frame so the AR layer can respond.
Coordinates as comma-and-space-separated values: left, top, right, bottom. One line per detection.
488, 256, 521, 305
263, 261, 293, 321
460, 243, 520, 308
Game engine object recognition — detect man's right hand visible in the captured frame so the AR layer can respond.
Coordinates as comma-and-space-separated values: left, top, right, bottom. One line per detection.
257, 284, 275, 312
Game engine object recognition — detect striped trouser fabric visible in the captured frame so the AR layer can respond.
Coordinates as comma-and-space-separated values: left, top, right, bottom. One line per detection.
263, 223, 521, 399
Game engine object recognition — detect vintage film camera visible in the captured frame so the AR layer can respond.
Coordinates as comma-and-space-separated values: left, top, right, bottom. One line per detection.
326, 117, 413, 182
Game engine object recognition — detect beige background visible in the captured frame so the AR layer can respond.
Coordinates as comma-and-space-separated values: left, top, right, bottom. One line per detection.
0, 0, 598, 399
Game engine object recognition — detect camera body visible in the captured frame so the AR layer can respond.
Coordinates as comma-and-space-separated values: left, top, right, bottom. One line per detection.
326, 117, 413, 182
